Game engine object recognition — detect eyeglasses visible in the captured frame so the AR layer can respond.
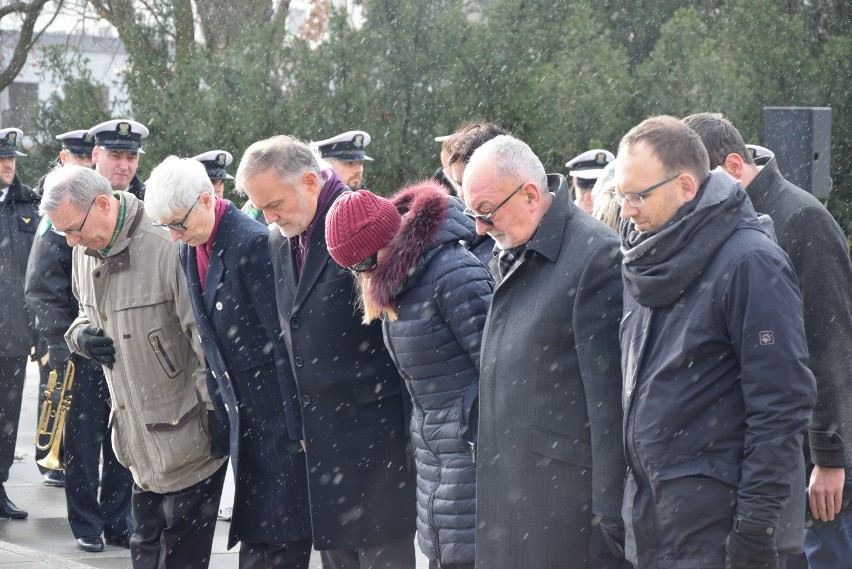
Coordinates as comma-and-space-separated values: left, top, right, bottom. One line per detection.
349, 252, 378, 274
52, 197, 97, 236
614, 173, 682, 208
463, 181, 526, 227
154, 194, 202, 232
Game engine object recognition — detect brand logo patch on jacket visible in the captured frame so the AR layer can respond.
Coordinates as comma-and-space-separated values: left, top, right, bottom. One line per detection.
759, 331, 775, 345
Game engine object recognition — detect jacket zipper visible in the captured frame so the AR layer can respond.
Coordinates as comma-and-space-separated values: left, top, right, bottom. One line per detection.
152, 336, 177, 374
412, 390, 442, 565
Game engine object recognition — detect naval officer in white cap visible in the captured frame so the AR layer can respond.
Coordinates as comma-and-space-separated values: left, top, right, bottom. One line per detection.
88, 119, 149, 199
56, 130, 97, 168
193, 150, 234, 198
312, 130, 373, 190
565, 149, 615, 214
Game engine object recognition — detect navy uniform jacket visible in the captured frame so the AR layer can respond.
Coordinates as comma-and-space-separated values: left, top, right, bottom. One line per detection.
0, 176, 39, 356
179, 202, 310, 548
269, 185, 416, 550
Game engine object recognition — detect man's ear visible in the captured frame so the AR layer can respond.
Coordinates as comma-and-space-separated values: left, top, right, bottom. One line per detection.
722, 153, 745, 180
679, 172, 700, 203
303, 170, 322, 196
91, 146, 101, 165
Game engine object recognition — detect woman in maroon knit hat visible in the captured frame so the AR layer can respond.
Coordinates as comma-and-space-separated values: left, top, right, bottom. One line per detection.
326, 183, 493, 569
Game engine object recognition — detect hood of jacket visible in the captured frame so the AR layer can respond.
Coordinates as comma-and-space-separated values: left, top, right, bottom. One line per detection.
367, 180, 472, 309
621, 169, 774, 308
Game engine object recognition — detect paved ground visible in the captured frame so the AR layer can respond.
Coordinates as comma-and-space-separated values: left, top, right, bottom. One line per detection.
0, 362, 427, 568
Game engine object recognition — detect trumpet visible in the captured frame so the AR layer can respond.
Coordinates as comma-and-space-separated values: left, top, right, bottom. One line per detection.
35, 360, 75, 471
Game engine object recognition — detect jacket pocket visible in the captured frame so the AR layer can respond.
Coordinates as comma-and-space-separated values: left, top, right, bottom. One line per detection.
528, 426, 592, 468
144, 400, 210, 474
352, 373, 402, 405
148, 329, 182, 378
650, 450, 740, 487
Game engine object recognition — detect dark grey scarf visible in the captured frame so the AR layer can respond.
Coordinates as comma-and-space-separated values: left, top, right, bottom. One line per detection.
621, 170, 750, 308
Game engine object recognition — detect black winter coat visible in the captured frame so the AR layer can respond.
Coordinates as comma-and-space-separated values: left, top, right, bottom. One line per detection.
269, 177, 415, 550
0, 176, 39, 356
620, 173, 817, 567
180, 203, 310, 549
372, 183, 492, 565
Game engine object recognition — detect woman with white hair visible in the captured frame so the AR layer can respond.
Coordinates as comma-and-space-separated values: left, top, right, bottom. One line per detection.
144, 156, 311, 569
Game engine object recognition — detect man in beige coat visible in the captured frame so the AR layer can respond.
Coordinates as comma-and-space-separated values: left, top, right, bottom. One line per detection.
39, 164, 228, 569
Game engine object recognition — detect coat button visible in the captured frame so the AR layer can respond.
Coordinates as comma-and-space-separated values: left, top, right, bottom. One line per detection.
119, 403, 125, 410
301, 394, 312, 406
216, 301, 223, 310
294, 356, 304, 367
141, 483, 149, 490
94, 270, 101, 277
171, 419, 179, 425
100, 313, 108, 321
291, 316, 301, 328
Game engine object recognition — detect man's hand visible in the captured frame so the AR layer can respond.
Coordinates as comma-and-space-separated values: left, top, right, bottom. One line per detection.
596, 516, 626, 559
206, 410, 230, 459
809, 465, 845, 522
75, 325, 116, 368
48, 342, 72, 370
725, 529, 777, 569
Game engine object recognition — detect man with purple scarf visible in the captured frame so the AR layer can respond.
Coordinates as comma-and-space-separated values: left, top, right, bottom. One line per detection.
236, 136, 416, 569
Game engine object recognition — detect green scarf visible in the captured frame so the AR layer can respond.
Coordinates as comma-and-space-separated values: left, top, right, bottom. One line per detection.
99, 191, 126, 257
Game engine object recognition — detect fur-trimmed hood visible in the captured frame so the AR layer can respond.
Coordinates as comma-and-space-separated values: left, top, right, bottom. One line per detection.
365, 180, 474, 310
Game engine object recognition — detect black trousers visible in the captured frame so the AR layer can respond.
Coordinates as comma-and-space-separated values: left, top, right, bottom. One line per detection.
63, 359, 133, 540
320, 532, 416, 569
239, 537, 313, 569
0, 357, 28, 483
130, 462, 227, 569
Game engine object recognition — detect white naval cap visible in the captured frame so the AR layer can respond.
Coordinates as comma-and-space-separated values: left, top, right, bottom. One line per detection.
55, 129, 96, 156
565, 149, 615, 179
87, 119, 149, 153
192, 150, 234, 181
0, 128, 26, 157
745, 144, 775, 166
312, 130, 373, 162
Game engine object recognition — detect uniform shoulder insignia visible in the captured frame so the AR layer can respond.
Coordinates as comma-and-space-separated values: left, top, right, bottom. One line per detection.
38, 217, 52, 236
21, 217, 31, 224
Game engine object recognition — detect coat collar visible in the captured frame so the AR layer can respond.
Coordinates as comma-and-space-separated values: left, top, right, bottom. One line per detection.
201, 203, 238, 313
523, 174, 572, 264
292, 185, 347, 309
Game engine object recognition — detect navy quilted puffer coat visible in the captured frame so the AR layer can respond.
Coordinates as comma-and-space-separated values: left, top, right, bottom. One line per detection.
371, 182, 492, 565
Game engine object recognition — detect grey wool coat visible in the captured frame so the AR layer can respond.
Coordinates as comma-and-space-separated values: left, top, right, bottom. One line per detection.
474, 176, 626, 569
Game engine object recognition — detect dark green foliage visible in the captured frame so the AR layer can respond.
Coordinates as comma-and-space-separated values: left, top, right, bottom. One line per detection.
23, 0, 852, 234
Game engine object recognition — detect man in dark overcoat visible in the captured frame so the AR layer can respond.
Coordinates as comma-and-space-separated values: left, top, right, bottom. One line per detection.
684, 112, 852, 569
235, 136, 416, 569
145, 156, 312, 568
461, 134, 629, 569
0, 127, 39, 520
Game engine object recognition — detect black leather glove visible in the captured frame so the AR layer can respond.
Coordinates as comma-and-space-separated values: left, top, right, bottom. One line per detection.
75, 325, 116, 368
207, 410, 230, 459
48, 342, 72, 370
597, 515, 626, 559
725, 529, 778, 569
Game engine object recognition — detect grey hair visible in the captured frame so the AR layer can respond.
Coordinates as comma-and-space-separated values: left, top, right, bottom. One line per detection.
40, 164, 111, 216
235, 135, 322, 196
464, 135, 548, 192
145, 156, 213, 222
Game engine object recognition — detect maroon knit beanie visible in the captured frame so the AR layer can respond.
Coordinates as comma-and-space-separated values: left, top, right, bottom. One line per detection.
326, 190, 402, 268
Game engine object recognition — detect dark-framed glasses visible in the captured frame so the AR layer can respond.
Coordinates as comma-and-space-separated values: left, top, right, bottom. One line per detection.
349, 252, 378, 274
463, 181, 526, 227
614, 173, 682, 208
52, 197, 97, 236
154, 193, 202, 232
